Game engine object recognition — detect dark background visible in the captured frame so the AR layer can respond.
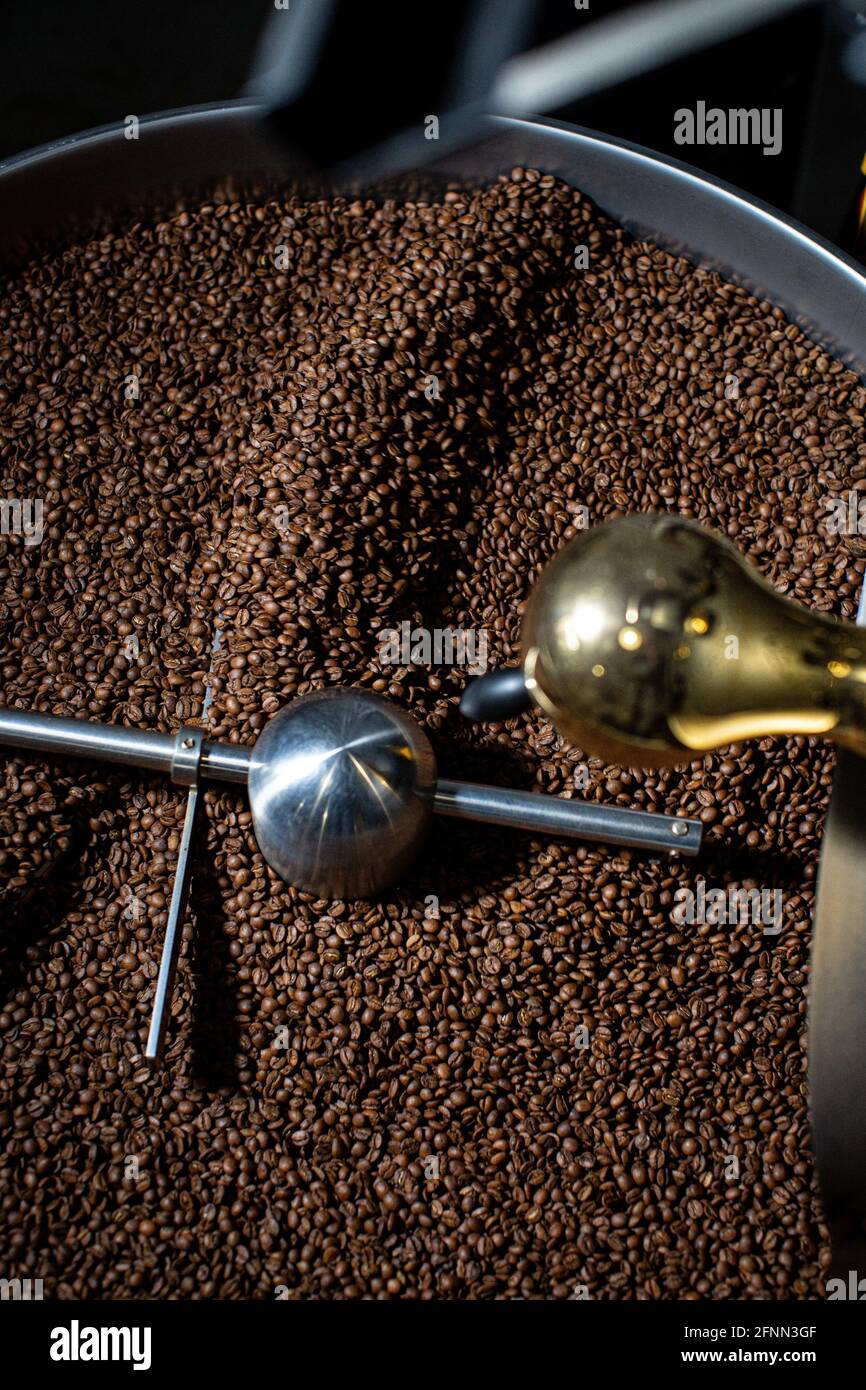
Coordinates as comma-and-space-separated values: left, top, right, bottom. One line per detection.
2, 0, 866, 249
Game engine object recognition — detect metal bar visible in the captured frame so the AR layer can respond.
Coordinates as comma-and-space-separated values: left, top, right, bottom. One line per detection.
494, 0, 814, 117
0, 707, 701, 857
434, 778, 702, 856
144, 782, 200, 1064
0, 706, 175, 773
0, 706, 251, 786
200, 741, 252, 785
807, 518, 866, 1276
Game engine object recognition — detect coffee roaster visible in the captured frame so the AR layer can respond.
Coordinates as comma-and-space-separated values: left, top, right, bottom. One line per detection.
2, 0, 865, 1285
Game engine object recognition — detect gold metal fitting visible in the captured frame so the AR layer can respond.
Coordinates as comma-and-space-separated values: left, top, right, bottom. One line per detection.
521, 513, 866, 767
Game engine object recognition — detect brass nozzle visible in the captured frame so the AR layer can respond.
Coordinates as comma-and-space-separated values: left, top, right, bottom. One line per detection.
521, 513, 866, 767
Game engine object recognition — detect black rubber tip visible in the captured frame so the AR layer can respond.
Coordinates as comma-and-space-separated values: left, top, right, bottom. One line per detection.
459, 666, 533, 722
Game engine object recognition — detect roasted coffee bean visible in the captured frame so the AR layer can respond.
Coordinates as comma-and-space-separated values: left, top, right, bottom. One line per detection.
0, 167, 849, 1299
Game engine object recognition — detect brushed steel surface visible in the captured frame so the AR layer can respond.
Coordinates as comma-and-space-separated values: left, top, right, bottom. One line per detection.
247, 689, 437, 900
435, 777, 702, 856
0, 706, 176, 772
0, 706, 252, 785
170, 727, 204, 788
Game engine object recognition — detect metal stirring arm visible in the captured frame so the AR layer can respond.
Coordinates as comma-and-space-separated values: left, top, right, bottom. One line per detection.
0, 705, 701, 857
145, 783, 199, 1064
0, 702, 702, 1062
249, 0, 812, 183
0, 708, 247, 1064
143, 728, 204, 1064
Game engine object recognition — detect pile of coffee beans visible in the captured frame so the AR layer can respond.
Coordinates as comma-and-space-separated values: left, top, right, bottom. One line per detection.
2, 167, 863, 1298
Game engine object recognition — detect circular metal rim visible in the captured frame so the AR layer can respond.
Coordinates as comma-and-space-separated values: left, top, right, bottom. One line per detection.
0, 99, 261, 174
1, 100, 864, 304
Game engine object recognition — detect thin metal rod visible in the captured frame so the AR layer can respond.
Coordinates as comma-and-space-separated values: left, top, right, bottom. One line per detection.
494, 0, 813, 117
144, 782, 199, 1064
0, 707, 251, 786
434, 778, 702, 857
